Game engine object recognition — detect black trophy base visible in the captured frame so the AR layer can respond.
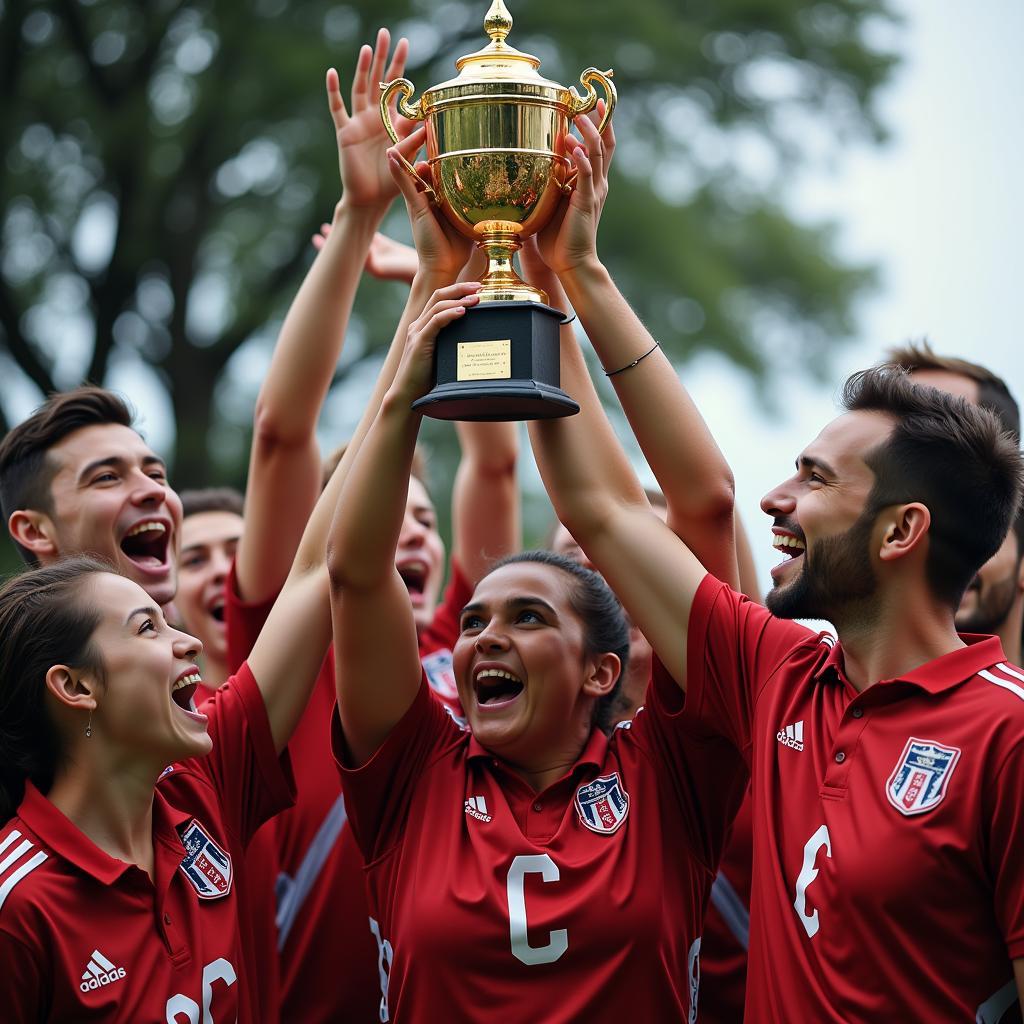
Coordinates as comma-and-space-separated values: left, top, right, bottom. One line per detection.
412, 300, 579, 422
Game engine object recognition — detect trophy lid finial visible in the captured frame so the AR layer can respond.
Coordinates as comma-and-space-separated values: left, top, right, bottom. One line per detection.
484, 0, 513, 44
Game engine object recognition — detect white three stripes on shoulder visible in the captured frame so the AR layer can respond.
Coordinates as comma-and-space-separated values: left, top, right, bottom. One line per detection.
979, 664, 1024, 703
0, 830, 48, 912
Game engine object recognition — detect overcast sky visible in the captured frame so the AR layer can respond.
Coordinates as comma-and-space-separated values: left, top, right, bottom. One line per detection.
691, 0, 1024, 590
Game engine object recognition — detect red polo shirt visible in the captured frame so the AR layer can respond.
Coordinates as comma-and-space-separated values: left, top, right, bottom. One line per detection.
226, 558, 473, 1022
0, 665, 294, 1022
681, 574, 1024, 1023
334, 665, 746, 1023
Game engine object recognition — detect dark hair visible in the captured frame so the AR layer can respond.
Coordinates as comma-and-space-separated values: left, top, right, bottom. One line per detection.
0, 556, 111, 823
842, 366, 1024, 607
180, 487, 244, 519
0, 387, 136, 566
487, 550, 630, 734
885, 339, 1020, 440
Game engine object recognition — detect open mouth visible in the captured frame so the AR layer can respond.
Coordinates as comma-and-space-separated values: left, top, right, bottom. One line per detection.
171, 670, 202, 713
120, 520, 170, 573
206, 595, 226, 624
771, 532, 805, 572
397, 560, 429, 602
473, 667, 525, 708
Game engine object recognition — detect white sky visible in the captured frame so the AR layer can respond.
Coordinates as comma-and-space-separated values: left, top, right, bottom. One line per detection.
689, 0, 1024, 591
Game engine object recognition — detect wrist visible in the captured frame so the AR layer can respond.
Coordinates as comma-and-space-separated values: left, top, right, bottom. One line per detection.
333, 198, 387, 231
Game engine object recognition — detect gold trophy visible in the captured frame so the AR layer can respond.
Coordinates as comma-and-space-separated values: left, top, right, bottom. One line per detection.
380, 0, 615, 420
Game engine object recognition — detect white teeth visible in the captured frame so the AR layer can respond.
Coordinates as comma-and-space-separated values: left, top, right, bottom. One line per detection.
173, 672, 202, 691
475, 668, 522, 684
126, 522, 166, 538
772, 534, 805, 551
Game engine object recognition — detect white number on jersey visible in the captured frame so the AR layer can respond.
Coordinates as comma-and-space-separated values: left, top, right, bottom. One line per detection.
164, 957, 237, 1023
687, 936, 701, 1024
793, 824, 831, 939
506, 854, 569, 966
369, 915, 393, 1022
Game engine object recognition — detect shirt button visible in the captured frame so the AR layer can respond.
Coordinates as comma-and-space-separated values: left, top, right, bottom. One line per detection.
835, 751, 846, 764
533, 802, 543, 812
851, 707, 864, 719
163, 912, 172, 925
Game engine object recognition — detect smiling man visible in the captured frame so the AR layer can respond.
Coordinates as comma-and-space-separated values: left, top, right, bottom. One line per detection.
0, 387, 181, 609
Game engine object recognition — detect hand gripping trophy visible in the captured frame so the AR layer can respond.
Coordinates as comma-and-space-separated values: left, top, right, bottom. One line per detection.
380, 0, 615, 420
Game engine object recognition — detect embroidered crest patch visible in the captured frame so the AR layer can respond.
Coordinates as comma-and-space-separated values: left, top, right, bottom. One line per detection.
178, 818, 233, 899
574, 773, 630, 835
886, 737, 961, 816
422, 648, 458, 702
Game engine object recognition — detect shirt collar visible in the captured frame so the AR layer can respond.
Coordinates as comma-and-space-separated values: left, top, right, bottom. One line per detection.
18, 782, 189, 885
814, 633, 1007, 695
467, 725, 609, 774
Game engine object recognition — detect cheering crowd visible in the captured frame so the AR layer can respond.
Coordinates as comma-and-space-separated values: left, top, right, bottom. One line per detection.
0, 28, 1022, 1024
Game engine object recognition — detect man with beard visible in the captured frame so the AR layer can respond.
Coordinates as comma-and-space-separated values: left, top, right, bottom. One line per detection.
521, 124, 1024, 1021
887, 341, 1023, 663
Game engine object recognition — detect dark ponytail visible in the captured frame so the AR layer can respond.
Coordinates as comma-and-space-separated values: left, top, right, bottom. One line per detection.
487, 550, 630, 733
0, 557, 109, 822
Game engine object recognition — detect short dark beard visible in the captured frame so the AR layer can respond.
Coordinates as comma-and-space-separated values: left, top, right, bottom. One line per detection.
766, 506, 877, 622
955, 571, 1019, 634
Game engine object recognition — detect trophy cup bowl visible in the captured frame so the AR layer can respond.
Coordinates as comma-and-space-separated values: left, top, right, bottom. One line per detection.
380, 0, 615, 420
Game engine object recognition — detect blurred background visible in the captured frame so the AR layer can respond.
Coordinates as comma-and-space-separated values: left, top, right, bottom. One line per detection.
1, 0, 1020, 588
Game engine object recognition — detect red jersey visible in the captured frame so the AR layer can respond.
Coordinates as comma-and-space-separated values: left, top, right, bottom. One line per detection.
227, 557, 473, 1022
334, 669, 746, 1023
0, 666, 294, 1022
700, 788, 752, 1023
683, 574, 1024, 1023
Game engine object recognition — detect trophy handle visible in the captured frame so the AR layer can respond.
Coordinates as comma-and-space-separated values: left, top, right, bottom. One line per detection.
379, 78, 436, 202
568, 68, 617, 134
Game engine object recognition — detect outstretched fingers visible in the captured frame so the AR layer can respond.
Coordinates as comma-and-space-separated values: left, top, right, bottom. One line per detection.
326, 67, 348, 130
574, 114, 605, 190
365, 27, 391, 109
382, 34, 408, 87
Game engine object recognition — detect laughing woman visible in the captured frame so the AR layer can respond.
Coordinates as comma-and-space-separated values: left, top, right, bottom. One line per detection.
327, 276, 747, 1022
0, 432, 348, 1020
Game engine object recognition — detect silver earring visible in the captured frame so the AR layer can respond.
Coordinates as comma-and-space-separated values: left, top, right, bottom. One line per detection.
85, 710, 92, 739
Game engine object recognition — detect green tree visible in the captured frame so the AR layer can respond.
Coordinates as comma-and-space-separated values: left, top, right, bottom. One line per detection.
0, 0, 898, 494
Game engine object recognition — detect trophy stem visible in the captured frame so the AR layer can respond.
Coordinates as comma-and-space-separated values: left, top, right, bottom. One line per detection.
475, 222, 548, 304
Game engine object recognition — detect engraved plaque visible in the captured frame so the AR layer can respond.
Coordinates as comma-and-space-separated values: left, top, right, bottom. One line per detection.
456, 339, 512, 382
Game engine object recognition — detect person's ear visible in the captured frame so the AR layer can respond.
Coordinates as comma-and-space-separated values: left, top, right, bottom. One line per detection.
877, 503, 931, 563
44, 665, 99, 713
8, 510, 59, 561
582, 652, 621, 701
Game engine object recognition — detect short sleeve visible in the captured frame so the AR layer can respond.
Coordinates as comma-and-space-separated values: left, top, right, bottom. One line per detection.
191, 664, 296, 846
684, 574, 813, 753
987, 739, 1024, 958
224, 558, 279, 673
0, 928, 43, 1019
629, 662, 749, 871
420, 556, 474, 654
332, 677, 460, 862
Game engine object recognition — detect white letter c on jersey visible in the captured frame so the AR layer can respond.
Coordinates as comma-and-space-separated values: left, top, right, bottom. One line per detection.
793, 824, 831, 939
506, 854, 569, 966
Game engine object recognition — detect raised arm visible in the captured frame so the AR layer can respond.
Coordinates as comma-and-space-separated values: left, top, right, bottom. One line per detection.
526, 116, 713, 687
329, 284, 482, 766
236, 30, 411, 604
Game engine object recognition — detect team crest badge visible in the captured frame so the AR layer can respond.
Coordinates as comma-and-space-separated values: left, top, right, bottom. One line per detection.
422, 649, 458, 702
886, 737, 961, 817
178, 819, 233, 899
574, 773, 630, 835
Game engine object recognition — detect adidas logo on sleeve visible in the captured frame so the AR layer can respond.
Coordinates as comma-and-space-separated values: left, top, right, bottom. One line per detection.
776, 721, 805, 752
79, 949, 127, 992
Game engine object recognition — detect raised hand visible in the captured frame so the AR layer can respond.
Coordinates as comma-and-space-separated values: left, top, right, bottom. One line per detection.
387, 126, 474, 281
327, 28, 414, 212
392, 282, 482, 403
533, 101, 616, 276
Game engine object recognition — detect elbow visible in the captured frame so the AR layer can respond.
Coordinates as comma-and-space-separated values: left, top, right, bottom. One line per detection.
252, 397, 307, 450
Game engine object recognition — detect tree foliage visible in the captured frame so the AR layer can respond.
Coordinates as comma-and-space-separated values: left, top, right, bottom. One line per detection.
0, 0, 899, 494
